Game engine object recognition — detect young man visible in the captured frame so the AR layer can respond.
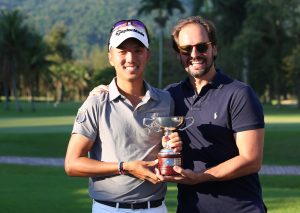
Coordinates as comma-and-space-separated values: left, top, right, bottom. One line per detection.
65, 19, 181, 213
161, 16, 266, 213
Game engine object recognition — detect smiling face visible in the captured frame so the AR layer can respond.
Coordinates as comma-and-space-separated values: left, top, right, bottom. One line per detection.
108, 38, 150, 83
177, 23, 217, 79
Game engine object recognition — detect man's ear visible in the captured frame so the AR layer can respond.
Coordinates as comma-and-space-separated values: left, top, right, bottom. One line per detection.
108, 52, 114, 66
212, 45, 218, 59
146, 49, 151, 61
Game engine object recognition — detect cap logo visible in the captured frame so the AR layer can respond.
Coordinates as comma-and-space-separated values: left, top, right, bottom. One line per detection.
115, 28, 145, 37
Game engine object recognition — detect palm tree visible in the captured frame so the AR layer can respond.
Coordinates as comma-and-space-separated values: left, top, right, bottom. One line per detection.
23, 30, 50, 111
0, 9, 30, 111
138, 0, 185, 88
44, 23, 72, 106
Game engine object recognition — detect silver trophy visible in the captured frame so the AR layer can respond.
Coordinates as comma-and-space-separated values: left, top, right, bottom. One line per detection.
144, 115, 194, 175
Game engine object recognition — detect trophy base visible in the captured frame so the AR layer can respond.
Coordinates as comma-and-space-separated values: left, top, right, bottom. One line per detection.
158, 150, 181, 176
159, 166, 179, 176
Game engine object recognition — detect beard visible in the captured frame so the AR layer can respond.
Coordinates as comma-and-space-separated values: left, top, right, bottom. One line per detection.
182, 54, 214, 78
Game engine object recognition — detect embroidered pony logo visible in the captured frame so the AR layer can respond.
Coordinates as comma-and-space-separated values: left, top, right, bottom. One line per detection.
214, 112, 218, 120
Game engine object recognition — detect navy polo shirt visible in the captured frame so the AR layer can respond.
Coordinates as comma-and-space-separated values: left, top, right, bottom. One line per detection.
166, 70, 265, 213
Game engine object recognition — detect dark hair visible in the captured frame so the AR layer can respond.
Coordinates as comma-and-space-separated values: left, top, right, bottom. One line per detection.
171, 16, 217, 53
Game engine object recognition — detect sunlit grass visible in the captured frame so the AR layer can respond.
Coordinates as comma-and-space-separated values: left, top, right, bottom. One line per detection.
0, 100, 82, 117
261, 175, 300, 213
0, 164, 90, 212
265, 115, 300, 123
0, 116, 74, 128
0, 101, 300, 212
0, 165, 299, 213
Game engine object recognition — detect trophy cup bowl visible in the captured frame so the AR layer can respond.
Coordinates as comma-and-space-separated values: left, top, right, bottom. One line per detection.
155, 117, 184, 131
153, 116, 194, 175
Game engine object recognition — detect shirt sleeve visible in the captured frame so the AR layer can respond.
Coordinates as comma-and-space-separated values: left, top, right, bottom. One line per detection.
72, 96, 101, 141
230, 85, 265, 132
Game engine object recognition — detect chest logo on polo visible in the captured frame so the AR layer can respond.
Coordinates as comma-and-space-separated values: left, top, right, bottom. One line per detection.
214, 112, 218, 119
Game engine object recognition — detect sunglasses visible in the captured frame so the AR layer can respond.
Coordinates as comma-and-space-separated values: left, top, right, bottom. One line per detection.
111, 19, 146, 32
178, 42, 212, 55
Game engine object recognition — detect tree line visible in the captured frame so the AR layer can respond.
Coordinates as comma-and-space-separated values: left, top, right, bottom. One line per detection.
0, 10, 89, 111
0, 0, 299, 111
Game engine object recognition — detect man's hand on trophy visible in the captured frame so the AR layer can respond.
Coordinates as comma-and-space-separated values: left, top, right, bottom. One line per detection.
162, 132, 182, 153
89, 85, 108, 96
123, 160, 162, 184
156, 166, 203, 185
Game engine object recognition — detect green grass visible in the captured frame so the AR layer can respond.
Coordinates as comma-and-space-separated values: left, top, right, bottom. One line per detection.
0, 101, 76, 157
264, 127, 300, 165
0, 132, 69, 157
1, 101, 300, 165
262, 104, 300, 165
0, 164, 90, 213
261, 176, 300, 213
0, 100, 81, 117
0, 164, 299, 213
0, 101, 300, 212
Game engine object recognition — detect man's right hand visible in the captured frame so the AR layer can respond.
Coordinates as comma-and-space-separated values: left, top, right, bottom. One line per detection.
123, 160, 162, 184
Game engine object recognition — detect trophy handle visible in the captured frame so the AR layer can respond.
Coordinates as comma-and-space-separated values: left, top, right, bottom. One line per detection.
178, 117, 194, 131
143, 117, 161, 132
143, 117, 155, 128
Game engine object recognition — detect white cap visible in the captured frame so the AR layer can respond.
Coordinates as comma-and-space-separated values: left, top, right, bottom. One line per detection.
109, 23, 149, 50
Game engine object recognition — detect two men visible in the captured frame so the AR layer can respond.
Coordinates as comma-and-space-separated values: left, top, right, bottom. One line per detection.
67, 16, 266, 213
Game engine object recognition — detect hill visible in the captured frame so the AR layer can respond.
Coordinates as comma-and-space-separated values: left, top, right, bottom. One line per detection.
0, 0, 189, 58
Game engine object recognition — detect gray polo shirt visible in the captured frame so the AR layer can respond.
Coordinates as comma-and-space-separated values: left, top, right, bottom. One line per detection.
72, 78, 174, 202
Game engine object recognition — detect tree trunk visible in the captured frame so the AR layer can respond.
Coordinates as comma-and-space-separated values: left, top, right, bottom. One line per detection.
2, 58, 10, 110
274, 71, 281, 108
11, 57, 22, 111
158, 28, 164, 88
12, 76, 22, 112
30, 75, 36, 112
2, 57, 22, 111
3, 82, 10, 110
297, 74, 300, 109
54, 80, 63, 107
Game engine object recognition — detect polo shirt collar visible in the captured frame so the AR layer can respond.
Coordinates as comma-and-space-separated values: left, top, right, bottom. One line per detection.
108, 78, 120, 101
183, 69, 224, 90
210, 69, 224, 89
108, 78, 159, 102
144, 81, 160, 101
